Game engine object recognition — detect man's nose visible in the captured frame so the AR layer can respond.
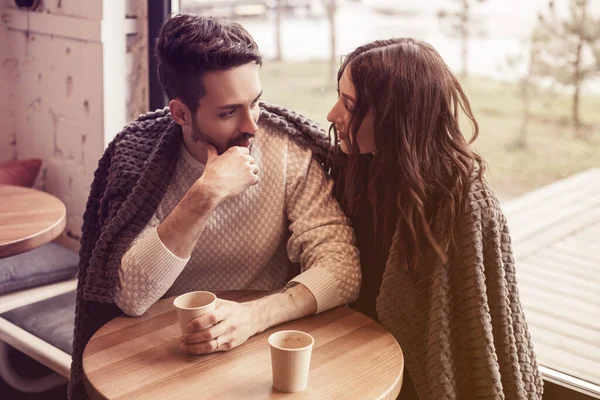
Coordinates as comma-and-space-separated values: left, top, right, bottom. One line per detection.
240, 108, 259, 134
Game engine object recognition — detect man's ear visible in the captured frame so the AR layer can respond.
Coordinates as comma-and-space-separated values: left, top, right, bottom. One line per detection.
169, 99, 192, 127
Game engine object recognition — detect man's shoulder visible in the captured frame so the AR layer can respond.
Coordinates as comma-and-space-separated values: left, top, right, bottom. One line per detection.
257, 121, 312, 154
255, 123, 331, 183
255, 124, 314, 175
257, 103, 332, 163
108, 109, 177, 155
122, 109, 176, 139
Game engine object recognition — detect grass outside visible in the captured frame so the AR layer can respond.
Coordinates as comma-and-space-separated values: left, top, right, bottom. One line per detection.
259, 60, 600, 201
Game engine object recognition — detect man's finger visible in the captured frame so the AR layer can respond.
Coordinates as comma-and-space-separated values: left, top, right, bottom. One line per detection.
181, 340, 214, 355
187, 305, 227, 331
234, 146, 250, 155
214, 334, 235, 352
182, 334, 233, 355
182, 319, 229, 343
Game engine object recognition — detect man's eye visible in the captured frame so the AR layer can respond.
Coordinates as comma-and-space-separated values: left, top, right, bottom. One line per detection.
220, 109, 236, 118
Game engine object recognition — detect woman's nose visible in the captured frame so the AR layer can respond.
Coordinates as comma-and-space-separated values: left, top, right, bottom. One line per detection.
327, 106, 341, 124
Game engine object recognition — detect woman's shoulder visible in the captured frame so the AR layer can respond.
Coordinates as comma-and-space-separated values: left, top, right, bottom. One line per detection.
446, 179, 510, 261
462, 177, 506, 224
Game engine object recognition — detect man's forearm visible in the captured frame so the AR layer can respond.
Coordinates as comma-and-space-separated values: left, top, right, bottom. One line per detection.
248, 284, 318, 335
157, 181, 222, 258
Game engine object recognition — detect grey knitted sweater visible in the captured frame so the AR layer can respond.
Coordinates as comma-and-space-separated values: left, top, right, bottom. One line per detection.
376, 178, 544, 399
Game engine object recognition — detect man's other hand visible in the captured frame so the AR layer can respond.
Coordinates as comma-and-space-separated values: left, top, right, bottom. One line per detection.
180, 298, 259, 355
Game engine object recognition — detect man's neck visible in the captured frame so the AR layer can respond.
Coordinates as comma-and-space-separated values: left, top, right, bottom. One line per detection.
182, 130, 208, 165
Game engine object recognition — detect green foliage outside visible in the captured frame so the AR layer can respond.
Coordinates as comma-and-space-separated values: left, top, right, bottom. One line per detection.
533, 0, 600, 132
260, 60, 600, 201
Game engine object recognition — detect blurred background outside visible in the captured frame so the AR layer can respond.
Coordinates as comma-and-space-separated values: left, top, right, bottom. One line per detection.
0, 1, 598, 398
180, 0, 600, 202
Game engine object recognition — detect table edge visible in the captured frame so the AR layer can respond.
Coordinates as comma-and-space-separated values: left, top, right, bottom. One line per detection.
0, 186, 67, 257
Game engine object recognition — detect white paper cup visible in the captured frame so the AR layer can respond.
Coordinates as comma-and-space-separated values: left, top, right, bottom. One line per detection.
173, 291, 217, 334
268, 330, 314, 393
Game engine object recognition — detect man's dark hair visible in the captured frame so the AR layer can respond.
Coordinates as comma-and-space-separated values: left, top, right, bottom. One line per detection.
155, 14, 262, 112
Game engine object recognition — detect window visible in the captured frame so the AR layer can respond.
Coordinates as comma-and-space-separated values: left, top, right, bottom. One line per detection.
175, 1, 600, 396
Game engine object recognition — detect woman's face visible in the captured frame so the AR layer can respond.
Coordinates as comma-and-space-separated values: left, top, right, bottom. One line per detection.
327, 67, 375, 154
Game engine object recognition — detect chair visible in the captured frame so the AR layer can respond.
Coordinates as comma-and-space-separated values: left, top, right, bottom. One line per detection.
0, 243, 78, 393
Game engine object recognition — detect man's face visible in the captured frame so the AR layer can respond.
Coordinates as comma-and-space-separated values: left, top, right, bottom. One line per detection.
191, 63, 262, 155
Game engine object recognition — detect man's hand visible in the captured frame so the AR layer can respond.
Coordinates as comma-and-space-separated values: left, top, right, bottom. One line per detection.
155, 142, 259, 259
180, 299, 259, 355
197, 141, 259, 202
179, 284, 317, 356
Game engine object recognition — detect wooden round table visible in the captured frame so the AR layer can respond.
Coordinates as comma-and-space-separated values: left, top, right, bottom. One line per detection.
0, 184, 67, 259
83, 291, 404, 399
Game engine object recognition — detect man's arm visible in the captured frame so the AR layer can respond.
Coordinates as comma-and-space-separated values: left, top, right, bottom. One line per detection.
284, 153, 362, 313
251, 283, 317, 333
158, 143, 259, 258
116, 142, 259, 316
181, 150, 361, 355
156, 181, 221, 258
180, 283, 316, 354
115, 217, 189, 316
115, 184, 219, 317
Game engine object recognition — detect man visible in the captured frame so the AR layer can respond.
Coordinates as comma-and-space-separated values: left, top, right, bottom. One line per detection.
69, 14, 360, 399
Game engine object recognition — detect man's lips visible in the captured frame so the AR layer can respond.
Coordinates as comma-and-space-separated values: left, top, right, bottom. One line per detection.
230, 134, 255, 148
237, 138, 252, 147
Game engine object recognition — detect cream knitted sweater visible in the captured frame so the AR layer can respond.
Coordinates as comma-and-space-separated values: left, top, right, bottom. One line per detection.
115, 124, 361, 316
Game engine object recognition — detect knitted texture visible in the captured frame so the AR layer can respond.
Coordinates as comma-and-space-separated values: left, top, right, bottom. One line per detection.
114, 124, 360, 316
376, 179, 544, 399
68, 104, 335, 400
69, 102, 543, 399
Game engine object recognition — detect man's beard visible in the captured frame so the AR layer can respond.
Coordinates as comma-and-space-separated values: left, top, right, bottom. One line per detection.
191, 120, 207, 144
192, 120, 255, 155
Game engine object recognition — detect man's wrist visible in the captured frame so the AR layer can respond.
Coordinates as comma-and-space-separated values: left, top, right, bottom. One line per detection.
247, 300, 266, 335
187, 179, 224, 212
245, 284, 316, 336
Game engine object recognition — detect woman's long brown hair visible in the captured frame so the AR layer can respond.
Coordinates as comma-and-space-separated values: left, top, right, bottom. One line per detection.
332, 38, 485, 271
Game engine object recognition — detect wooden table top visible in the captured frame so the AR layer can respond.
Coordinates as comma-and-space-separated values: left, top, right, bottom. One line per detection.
83, 291, 404, 400
0, 184, 67, 259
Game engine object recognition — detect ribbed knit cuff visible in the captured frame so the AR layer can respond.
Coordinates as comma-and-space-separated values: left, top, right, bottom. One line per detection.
128, 227, 190, 287
290, 267, 341, 313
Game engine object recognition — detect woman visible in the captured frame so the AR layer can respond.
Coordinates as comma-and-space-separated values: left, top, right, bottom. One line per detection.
327, 38, 543, 399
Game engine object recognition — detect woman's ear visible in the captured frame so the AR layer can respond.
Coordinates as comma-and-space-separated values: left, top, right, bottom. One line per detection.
169, 99, 191, 127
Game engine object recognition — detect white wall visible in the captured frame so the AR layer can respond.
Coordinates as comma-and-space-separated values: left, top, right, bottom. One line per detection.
0, 7, 16, 162
0, 0, 148, 250
127, 0, 149, 122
